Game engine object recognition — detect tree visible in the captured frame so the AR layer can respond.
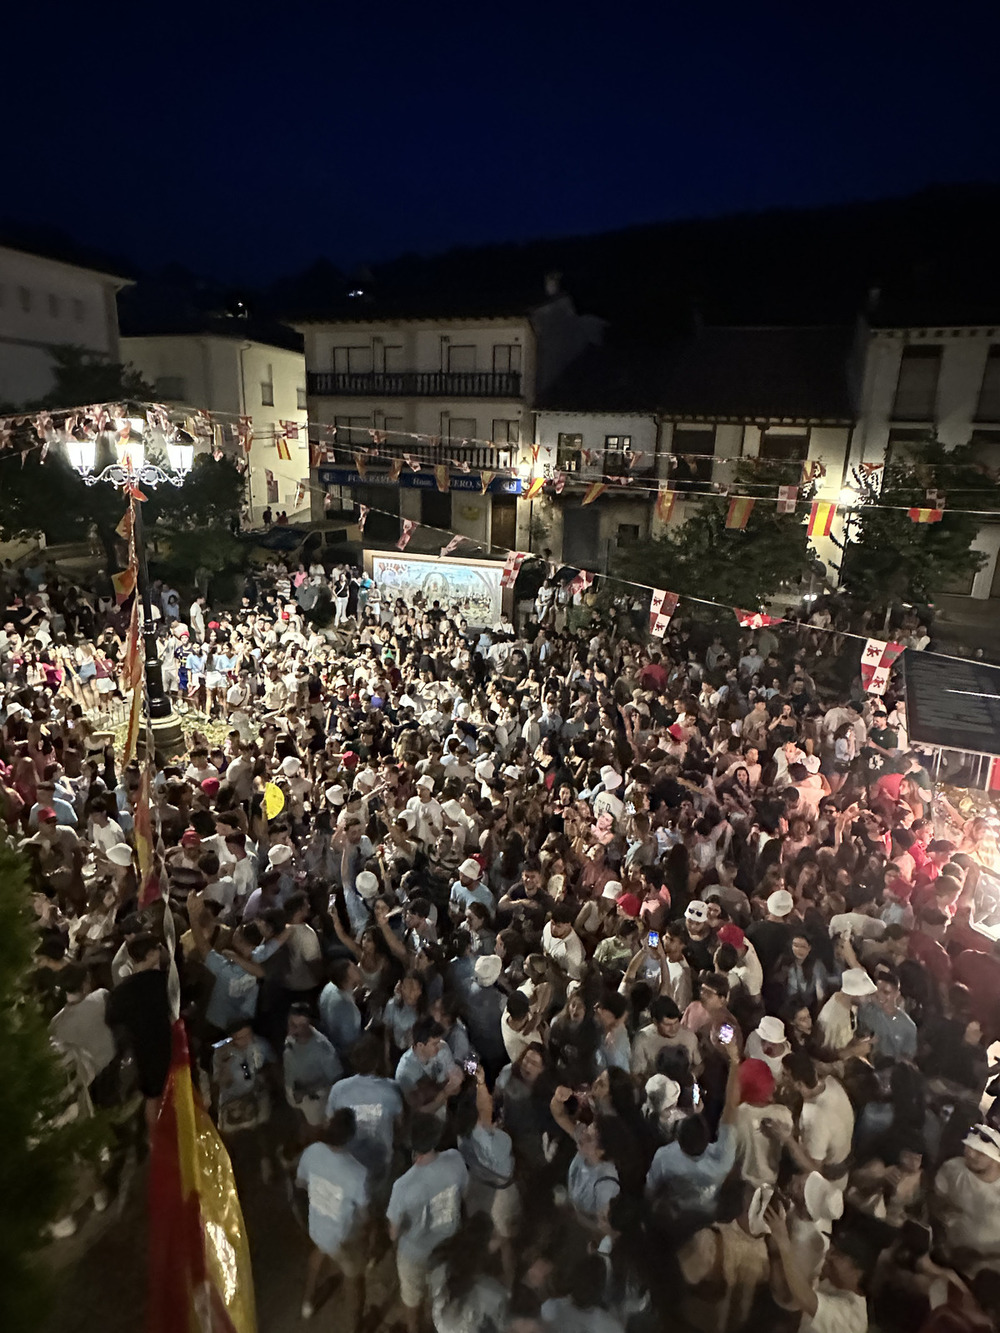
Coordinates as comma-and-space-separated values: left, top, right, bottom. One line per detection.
616, 485, 814, 610
0, 837, 92, 1327
838, 436, 1000, 608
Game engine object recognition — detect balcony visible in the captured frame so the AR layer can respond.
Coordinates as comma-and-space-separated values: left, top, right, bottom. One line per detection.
307, 370, 522, 399
318, 440, 514, 472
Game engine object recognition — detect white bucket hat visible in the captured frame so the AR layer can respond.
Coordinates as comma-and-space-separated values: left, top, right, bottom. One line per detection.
766, 889, 794, 917
355, 870, 380, 900
841, 967, 877, 998
459, 858, 483, 880
474, 955, 503, 986
600, 765, 622, 791
756, 1016, 787, 1046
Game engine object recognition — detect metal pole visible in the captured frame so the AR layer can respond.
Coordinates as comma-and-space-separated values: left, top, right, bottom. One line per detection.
131, 499, 172, 720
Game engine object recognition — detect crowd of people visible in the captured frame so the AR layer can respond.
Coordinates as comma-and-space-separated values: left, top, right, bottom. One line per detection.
3, 546, 1000, 1333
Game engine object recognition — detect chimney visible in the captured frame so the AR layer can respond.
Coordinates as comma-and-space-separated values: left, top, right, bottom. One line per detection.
544, 271, 562, 298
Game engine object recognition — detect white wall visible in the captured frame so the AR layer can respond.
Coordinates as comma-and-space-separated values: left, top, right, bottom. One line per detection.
0, 245, 124, 406
121, 335, 308, 520
853, 326, 1000, 597
533, 411, 658, 477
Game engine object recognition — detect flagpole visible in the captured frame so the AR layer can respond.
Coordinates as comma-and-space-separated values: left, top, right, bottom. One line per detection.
131, 499, 171, 722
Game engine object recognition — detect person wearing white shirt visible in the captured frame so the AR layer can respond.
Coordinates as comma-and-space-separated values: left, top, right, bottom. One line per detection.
541, 909, 585, 981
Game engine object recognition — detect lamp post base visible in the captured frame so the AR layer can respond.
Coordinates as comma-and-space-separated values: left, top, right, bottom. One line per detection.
138, 712, 186, 763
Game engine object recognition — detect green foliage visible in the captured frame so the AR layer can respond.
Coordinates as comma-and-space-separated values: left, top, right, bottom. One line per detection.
840, 437, 998, 605
38, 346, 155, 412
0, 836, 91, 1327
616, 488, 812, 609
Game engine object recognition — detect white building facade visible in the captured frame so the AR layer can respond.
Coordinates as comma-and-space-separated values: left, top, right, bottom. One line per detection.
850, 324, 1000, 598
0, 243, 128, 407
120, 332, 309, 521
295, 294, 601, 553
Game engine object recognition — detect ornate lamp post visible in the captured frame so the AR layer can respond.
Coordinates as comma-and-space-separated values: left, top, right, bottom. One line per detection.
64, 423, 193, 749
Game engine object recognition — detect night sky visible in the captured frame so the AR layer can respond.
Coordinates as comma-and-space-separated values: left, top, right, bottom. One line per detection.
8, 0, 999, 283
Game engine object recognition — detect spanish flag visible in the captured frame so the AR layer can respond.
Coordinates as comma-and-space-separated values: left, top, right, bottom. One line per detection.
806, 500, 836, 537
275, 436, 292, 462
524, 476, 545, 500
122, 680, 143, 767
480, 470, 495, 494
655, 486, 676, 524
725, 496, 755, 529
908, 507, 943, 523
148, 1022, 257, 1333
582, 481, 607, 506
116, 506, 134, 542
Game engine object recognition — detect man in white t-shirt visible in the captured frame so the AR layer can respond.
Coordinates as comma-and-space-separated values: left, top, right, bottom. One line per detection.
780, 1053, 854, 1189
933, 1123, 1000, 1277
765, 1199, 869, 1333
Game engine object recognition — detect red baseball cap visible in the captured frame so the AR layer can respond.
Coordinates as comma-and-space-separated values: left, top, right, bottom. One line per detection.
200, 777, 221, 796
616, 892, 642, 918
181, 830, 202, 848
717, 924, 746, 950
340, 751, 359, 770
38, 806, 58, 822
738, 1058, 774, 1107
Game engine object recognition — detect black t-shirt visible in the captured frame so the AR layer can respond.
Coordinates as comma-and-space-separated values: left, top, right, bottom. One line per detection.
747, 920, 792, 975
108, 969, 171, 1097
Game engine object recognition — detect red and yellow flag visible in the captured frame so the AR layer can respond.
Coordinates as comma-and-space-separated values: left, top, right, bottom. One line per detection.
122, 681, 143, 767
121, 598, 143, 691
524, 476, 545, 500
806, 500, 836, 537
275, 436, 292, 462
148, 1021, 257, 1333
388, 457, 403, 482
725, 496, 755, 529
353, 451, 368, 479
582, 481, 607, 506
480, 470, 495, 494
908, 507, 943, 523
112, 567, 137, 604
655, 486, 676, 524
435, 464, 450, 494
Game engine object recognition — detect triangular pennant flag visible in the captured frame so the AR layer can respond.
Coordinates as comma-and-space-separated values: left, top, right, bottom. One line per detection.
112, 567, 137, 605
397, 518, 417, 551
353, 451, 368, 479
403, 453, 421, 472
524, 476, 545, 499
115, 506, 134, 542
439, 534, 465, 558
807, 500, 836, 537
726, 497, 755, 529
582, 481, 607, 506
275, 436, 292, 462
480, 470, 495, 494
435, 464, 450, 494
388, 458, 403, 482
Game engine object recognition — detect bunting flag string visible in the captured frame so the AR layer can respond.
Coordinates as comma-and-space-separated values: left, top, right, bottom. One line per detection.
567, 569, 595, 597
655, 485, 676, 523
582, 481, 607, 506
439, 533, 467, 558
275, 436, 292, 462
524, 476, 545, 500
396, 518, 416, 551
908, 506, 944, 524
735, 608, 784, 629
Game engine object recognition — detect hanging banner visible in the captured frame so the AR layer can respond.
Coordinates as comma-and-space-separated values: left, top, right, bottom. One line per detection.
861, 638, 905, 695
567, 569, 595, 597
275, 436, 292, 462
397, 518, 417, 551
439, 534, 466, 558
280, 420, 299, 439
237, 415, 253, 454
907, 506, 944, 524
648, 589, 679, 637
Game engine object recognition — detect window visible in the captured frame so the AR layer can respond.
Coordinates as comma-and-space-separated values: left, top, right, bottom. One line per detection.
447, 417, 477, 444
892, 346, 941, 420
261, 363, 274, 407
73, 298, 84, 321
493, 344, 522, 375
617, 523, 640, 546
333, 346, 373, 374
296, 387, 307, 410
336, 416, 372, 452
759, 430, 809, 462
670, 425, 716, 486
885, 428, 929, 467
975, 347, 1000, 422
557, 432, 583, 471
381, 416, 404, 444
447, 345, 476, 373
492, 419, 520, 447
154, 376, 186, 401
18, 286, 31, 312
384, 345, 405, 373
48, 294, 60, 318
605, 435, 632, 452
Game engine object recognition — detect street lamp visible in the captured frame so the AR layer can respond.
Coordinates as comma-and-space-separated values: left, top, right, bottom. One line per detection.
65, 421, 193, 751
